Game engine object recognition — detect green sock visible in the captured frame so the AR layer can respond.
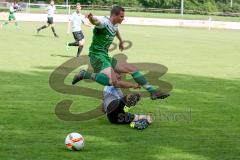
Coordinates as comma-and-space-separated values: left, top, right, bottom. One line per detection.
83, 71, 110, 86
131, 71, 156, 93
83, 71, 91, 79
95, 73, 110, 86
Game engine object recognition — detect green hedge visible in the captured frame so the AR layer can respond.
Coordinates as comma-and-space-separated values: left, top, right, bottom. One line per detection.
12, 0, 240, 14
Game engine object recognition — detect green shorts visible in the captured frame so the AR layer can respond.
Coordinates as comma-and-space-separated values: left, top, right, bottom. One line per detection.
89, 52, 117, 73
8, 14, 15, 21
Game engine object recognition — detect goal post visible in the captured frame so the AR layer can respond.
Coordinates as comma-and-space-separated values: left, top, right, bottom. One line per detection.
0, 1, 71, 15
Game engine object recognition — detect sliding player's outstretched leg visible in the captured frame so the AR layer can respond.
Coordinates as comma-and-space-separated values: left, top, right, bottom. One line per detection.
102, 76, 152, 130
125, 93, 141, 107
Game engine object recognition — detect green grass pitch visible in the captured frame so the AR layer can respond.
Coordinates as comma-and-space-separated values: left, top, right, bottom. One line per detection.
0, 21, 240, 160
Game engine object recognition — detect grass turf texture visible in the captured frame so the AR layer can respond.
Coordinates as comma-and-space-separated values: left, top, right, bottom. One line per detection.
0, 22, 240, 160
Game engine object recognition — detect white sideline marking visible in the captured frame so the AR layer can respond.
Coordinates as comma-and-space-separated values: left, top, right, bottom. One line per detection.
1, 12, 240, 30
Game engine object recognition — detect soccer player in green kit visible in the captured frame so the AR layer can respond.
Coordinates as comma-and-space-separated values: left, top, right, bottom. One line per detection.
72, 6, 170, 100
1, 2, 19, 29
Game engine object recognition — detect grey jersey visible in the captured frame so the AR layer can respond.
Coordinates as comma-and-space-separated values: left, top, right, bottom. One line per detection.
103, 86, 123, 112
69, 12, 85, 32
47, 5, 56, 17
9, 6, 14, 13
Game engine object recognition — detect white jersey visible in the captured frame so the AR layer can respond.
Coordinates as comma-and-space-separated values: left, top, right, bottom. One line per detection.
9, 6, 14, 13
69, 12, 85, 32
46, 5, 56, 17
103, 86, 123, 112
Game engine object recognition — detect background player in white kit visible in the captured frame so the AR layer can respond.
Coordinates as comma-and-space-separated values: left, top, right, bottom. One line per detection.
37, 0, 59, 38
66, 3, 92, 57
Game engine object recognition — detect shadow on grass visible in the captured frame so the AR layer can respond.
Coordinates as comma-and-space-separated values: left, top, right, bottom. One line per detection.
50, 54, 74, 58
0, 69, 240, 160
33, 34, 48, 37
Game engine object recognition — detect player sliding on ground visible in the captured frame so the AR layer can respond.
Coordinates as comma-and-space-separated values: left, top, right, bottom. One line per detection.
1, 2, 19, 29
102, 73, 152, 130
37, 0, 59, 38
72, 5, 170, 100
66, 3, 92, 57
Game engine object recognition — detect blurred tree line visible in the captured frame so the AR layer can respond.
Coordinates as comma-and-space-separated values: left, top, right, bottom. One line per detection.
27, 0, 240, 12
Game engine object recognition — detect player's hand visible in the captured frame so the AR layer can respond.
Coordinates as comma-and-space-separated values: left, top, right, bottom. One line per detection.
119, 41, 124, 52
66, 31, 70, 35
133, 84, 141, 89
85, 13, 93, 19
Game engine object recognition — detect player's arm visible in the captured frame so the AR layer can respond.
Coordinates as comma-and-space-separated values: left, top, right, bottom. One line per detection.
82, 18, 94, 28
116, 31, 124, 51
85, 13, 101, 26
13, 7, 17, 12
83, 20, 94, 28
115, 81, 140, 89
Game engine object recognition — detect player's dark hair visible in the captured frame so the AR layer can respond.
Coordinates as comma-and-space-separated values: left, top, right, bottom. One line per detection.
111, 5, 125, 16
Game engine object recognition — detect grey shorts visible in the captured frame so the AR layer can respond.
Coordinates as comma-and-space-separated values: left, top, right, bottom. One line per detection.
72, 31, 84, 42
47, 17, 53, 24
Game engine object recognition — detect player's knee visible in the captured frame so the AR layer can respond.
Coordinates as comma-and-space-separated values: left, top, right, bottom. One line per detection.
79, 40, 84, 46
121, 63, 138, 72
127, 64, 138, 72
109, 79, 118, 87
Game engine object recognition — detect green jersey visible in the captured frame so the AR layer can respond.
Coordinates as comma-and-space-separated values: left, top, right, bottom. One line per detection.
89, 17, 118, 55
